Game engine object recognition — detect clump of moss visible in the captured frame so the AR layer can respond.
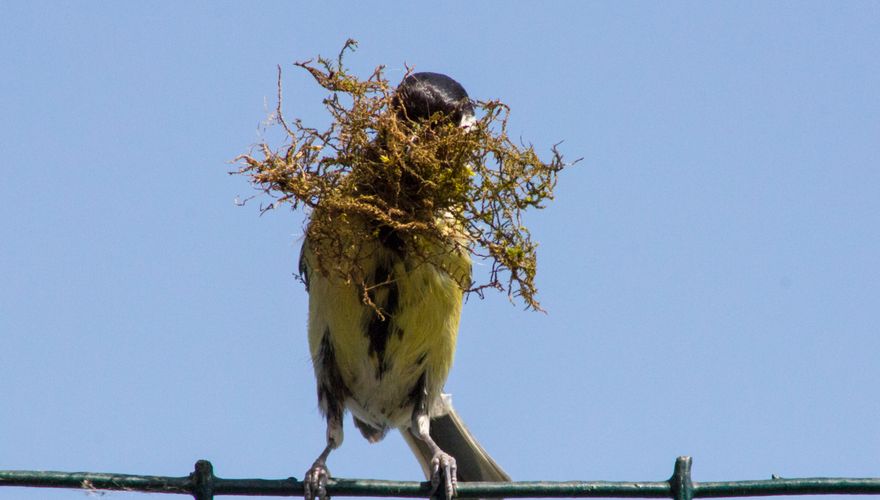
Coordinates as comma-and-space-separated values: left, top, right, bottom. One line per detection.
237, 40, 576, 311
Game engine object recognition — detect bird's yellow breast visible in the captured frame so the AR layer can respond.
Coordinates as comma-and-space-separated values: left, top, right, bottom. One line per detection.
303, 230, 470, 429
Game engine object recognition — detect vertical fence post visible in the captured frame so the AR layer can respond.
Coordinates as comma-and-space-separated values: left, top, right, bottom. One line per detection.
191, 460, 215, 500
670, 456, 693, 500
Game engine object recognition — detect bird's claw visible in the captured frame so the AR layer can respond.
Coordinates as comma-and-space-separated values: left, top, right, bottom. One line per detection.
304, 461, 330, 500
430, 451, 457, 499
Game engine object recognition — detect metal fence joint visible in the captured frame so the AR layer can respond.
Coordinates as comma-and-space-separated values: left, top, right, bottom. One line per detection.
191, 459, 215, 500
670, 456, 694, 500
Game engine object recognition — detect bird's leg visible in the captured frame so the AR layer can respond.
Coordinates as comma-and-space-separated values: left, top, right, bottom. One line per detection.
412, 410, 457, 499
304, 412, 343, 500
304, 445, 332, 500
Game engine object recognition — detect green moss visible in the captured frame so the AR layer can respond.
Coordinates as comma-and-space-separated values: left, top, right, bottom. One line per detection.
237, 40, 577, 311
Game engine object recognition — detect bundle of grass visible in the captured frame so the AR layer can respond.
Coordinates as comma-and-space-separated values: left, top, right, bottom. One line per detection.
237, 40, 576, 311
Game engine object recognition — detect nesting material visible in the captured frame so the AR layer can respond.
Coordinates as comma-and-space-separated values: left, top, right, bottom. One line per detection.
237, 40, 575, 310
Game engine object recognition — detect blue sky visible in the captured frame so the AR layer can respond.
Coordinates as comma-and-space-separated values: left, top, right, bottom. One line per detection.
2, 2, 879, 499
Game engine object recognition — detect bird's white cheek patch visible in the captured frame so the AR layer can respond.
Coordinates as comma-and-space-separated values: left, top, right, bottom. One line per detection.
459, 114, 476, 131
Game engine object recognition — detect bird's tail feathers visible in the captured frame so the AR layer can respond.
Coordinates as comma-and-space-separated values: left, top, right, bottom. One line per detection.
401, 394, 511, 483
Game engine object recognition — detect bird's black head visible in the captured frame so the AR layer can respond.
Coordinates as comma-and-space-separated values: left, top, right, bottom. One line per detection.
393, 72, 475, 128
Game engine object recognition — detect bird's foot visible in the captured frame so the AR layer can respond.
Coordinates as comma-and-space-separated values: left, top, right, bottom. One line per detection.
304, 460, 330, 500
430, 451, 457, 499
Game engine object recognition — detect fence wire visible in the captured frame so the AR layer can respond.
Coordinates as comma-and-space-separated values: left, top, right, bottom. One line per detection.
2, 457, 880, 499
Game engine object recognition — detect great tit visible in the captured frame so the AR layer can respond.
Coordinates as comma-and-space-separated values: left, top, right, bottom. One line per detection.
299, 72, 509, 500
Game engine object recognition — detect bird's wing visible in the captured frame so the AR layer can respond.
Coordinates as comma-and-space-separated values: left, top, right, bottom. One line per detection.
298, 238, 310, 291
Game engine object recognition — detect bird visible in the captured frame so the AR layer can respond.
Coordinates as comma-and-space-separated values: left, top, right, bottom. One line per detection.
298, 72, 510, 500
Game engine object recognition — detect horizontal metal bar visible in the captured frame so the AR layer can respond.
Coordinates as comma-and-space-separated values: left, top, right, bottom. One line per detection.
0, 469, 192, 494
695, 479, 880, 497
314, 479, 673, 498
0, 471, 670, 498
3, 458, 880, 498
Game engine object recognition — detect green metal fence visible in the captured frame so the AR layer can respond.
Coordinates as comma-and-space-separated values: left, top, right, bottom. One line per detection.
2, 457, 880, 499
